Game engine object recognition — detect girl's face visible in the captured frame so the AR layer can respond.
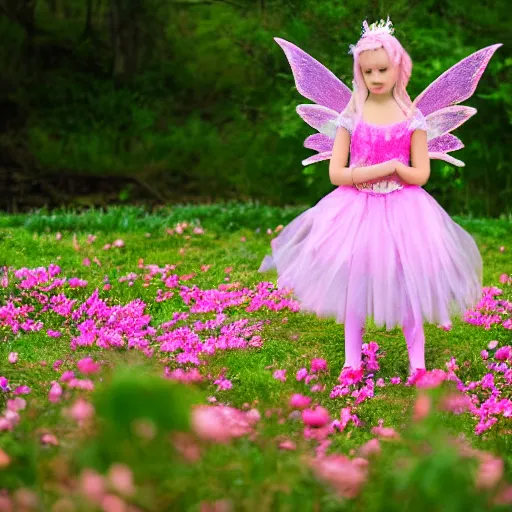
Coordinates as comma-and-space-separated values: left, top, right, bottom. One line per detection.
359, 48, 398, 96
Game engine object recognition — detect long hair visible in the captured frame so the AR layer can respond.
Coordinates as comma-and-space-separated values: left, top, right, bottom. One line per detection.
343, 27, 415, 121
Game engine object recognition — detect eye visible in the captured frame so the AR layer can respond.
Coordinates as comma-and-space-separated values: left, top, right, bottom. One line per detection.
365, 70, 372, 74
379, 68, 387, 72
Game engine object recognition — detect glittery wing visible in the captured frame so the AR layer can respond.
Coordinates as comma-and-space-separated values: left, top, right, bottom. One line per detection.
413, 44, 502, 167
274, 38, 352, 166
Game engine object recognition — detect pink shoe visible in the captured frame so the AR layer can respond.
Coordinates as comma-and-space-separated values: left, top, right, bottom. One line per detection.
407, 367, 427, 386
409, 366, 426, 377
339, 365, 364, 386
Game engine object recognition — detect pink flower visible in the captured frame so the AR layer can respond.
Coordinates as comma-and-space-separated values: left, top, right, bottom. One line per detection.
499, 273, 510, 284
245, 409, 261, 425
476, 457, 503, 490
14, 385, 31, 395
358, 438, 381, 458
499, 246, 505, 252
60, 370, 75, 382
413, 394, 431, 422
390, 377, 401, 385
68, 277, 88, 288
48, 382, 63, 403
495, 346, 512, 361
8, 352, 18, 364
112, 239, 125, 248
338, 366, 364, 386
0, 448, 10, 468
445, 357, 458, 372
7, 398, 26, 412
77, 357, 100, 375
481, 350, 489, 360
80, 469, 105, 505
47, 330, 62, 338
41, 433, 59, 446
68, 378, 94, 391
279, 439, 297, 451
289, 394, 312, 409
55, 232, 62, 241
68, 398, 95, 423
371, 424, 400, 440
191, 405, 253, 443
273, 369, 287, 382
0, 376, 9, 392
488, 340, 499, 350
440, 393, 473, 414
309, 454, 367, 499
296, 368, 308, 381
376, 378, 385, 387
12, 489, 39, 510
107, 463, 135, 497
302, 407, 330, 428
494, 486, 512, 505
414, 369, 448, 389
214, 377, 232, 391
310, 358, 328, 373
82, 258, 91, 267
102, 494, 127, 512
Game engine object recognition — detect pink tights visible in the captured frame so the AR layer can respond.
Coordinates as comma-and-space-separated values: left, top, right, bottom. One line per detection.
343, 310, 425, 370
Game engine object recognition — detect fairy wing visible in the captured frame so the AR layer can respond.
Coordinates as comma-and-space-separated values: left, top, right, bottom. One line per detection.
413, 44, 502, 167
274, 38, 352, 166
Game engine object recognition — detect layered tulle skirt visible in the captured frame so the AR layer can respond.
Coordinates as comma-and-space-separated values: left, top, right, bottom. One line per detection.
259, 185, 482, 329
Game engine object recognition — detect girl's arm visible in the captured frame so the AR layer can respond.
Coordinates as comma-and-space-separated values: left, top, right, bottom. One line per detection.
395, 130, 431, 186
329, 127, 396, 186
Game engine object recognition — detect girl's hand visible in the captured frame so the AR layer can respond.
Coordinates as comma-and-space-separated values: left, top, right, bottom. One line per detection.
387, 159, 400, 175
392, 160, 404, 176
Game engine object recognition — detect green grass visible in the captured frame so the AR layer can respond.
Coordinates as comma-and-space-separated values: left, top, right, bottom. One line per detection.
0, 205, 511, 510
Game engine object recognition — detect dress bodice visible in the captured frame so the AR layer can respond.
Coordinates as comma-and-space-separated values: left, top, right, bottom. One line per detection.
336, 110, 428, 195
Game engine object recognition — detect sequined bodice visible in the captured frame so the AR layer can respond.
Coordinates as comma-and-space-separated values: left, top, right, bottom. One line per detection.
350, 118, 414, 195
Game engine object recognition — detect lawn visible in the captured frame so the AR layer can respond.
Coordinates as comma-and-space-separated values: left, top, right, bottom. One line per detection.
0, 204, 511, 511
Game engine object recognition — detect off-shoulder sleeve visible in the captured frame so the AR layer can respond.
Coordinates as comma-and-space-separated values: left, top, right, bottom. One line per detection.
335, 111, 354, 134
410, 109, 427, 132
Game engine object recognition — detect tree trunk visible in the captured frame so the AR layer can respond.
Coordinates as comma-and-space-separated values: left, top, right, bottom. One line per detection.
83, 0, 93, 37
109, 0, 141, 80
109, 0, 125, 77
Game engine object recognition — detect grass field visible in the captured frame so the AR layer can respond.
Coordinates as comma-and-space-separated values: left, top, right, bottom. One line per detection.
0, 204, 511, 511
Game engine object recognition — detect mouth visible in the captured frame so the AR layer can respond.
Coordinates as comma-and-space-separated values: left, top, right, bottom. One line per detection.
371, 85, 384, 90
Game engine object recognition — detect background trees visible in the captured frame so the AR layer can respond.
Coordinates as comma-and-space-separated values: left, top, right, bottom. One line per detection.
0, 0, 510, 215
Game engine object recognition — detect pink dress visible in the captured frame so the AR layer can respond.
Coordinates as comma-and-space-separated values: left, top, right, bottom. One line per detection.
259, 110, 483, 330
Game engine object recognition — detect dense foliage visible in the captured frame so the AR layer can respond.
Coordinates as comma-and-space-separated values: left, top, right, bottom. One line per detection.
0, 0, 510, 214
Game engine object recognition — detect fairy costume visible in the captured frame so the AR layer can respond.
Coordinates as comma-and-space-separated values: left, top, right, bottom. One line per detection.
259, 20, 501, 369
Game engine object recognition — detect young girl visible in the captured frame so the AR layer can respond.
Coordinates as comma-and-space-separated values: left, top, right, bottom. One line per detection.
259, 18, 501, 375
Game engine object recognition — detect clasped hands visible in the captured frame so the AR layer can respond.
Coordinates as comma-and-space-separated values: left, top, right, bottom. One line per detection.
387, 159, 405, 177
